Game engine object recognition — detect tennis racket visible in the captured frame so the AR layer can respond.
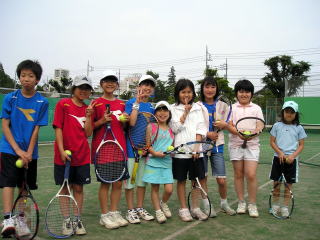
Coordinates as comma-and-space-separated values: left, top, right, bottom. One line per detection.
187, 158, 211, 220
94, 104, 126, 183
163, 141, 214, 155
45, 151, 80, 238
11, 169, 39, 240
235, 117, 265, 148
128, 112, 158, 184
269, 161, 294, 219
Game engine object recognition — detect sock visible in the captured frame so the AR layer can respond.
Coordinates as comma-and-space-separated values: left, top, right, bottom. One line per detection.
220, 198, 227, 205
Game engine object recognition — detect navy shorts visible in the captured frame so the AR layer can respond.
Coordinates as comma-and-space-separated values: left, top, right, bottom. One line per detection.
172, 157, 205, 181
54, 164, 91, 185
0, 153, 38, 190
203, 152, 226, 177
269, 156, 298, 184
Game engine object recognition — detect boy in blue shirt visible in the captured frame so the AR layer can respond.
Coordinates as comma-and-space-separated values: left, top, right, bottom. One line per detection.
0, 60, 49, 237
124, 75, 156, 224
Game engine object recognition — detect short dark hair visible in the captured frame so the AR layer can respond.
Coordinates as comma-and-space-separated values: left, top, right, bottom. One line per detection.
174, 78, 196, 105
234, 79, 254, 97
16, 60, 42, 81
139, 80, 155, 88
154, 107, 172, 124
280, 108, 300, 125
200, 76, 220, 102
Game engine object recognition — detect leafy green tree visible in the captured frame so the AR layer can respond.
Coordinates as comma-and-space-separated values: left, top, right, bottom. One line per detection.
49, 77, 73, 93
119, 90, 132, 100
166, 66, 176, 101
0, 63, 15, 88
261, 55, 311, 98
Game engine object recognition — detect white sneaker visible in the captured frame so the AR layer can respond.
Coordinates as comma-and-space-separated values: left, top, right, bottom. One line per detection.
155, 210, 167, 224
178, 208, 193, 222
16, 215, 31, 237
281, 207, 290, 218
126, 209, 141, 224
136, 208, 155, 221
99, 213, 119, 229
270, 204, 280, 215
111, 211, 129, 227
236, 201, 247, 214
160, 201, 172, 218
248, 203, 259, 218
221, 202, 236, 216
62, 217, 74, 236
191, 208, 208, 221
1, 217, 15, 237
75, 220, 86, 235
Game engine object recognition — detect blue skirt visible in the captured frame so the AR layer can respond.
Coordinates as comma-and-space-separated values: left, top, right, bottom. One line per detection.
142, 165, 173, 184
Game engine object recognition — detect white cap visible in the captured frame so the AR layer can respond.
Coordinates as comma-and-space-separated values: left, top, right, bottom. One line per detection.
155, 101, 171, 111
138, 75, 156, 86
282, 101, 299, 112
73, 75, 93, 89
100, 70, 118, 82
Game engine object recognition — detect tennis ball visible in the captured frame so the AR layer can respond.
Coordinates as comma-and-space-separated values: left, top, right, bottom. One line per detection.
243, 131, 251, 135
119, 114, 127, 122
167, 146, 174, 151
65, 150, 72, 156
15, 159, 23, 168
138, 150, 143, 156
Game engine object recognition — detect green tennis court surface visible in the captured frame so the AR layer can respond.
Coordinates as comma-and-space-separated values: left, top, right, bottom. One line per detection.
1, 130, 319, 240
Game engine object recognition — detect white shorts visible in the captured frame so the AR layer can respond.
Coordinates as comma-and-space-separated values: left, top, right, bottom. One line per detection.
228, 146, 260, 161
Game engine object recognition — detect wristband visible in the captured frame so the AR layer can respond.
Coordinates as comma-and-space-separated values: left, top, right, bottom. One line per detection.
132, 103, 139, 110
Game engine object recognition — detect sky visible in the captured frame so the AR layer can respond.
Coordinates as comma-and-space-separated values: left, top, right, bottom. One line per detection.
1, 0, 319, 96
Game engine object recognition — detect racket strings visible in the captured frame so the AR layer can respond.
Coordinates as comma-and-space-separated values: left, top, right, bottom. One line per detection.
182, 142, 214, 154
96, 142, 125, 182
46, 196, 79, 236
13, 196, 38, 238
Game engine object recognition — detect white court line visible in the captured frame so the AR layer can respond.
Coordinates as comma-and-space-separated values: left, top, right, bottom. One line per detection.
161, 152, 319, 240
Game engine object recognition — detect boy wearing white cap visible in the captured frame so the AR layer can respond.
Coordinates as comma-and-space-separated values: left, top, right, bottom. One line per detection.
269, 101, 307, 217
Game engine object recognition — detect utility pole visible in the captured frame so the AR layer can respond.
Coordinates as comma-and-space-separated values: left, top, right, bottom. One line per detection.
87, 60, 94, 76
205, 45, 212, 74
225, 58, 228, 80
118, 68, 121, 96
284, 77, 288, 98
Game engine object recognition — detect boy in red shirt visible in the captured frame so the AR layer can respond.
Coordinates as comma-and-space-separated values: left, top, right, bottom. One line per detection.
91, 71, 129, 229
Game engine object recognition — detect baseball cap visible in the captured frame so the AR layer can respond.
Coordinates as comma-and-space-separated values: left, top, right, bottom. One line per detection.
138, 75, 156, 86
155, 101, 171, 111
282, 101, 298, 112
100, 70, 118, 82
73, 75, 93, 89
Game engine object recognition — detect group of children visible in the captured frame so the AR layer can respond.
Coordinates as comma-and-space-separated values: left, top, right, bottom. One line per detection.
0, 60, 307, 238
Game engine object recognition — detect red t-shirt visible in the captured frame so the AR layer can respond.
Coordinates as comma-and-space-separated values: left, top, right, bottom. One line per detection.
53, 98, 91, 166
91, 98, 127, 162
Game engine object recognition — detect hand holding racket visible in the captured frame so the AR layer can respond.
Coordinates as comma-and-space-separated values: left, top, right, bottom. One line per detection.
11, 169, 39, 240
45, 150, 80, 238
235, 117, 265, 148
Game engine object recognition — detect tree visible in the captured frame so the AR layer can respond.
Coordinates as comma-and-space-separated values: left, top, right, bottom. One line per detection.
166, 66, 176, 102
119, 90, 132, 100
0, 63, 16, 88
261, 55, 311, 99
49, 77, 73, 93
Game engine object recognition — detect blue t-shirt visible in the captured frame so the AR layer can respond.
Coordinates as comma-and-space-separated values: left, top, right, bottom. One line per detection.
0, 90, 49, 159
203, 102, 223, 153
270, 122, 307, 156
125, 98, 154, 158
147, 127, 174, 169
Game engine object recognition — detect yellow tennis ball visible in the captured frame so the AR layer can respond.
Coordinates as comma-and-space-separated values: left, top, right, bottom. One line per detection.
243, 131, 251, 135
138, 150, 143, 155
65, 150, 72, 156
119, 114, 127, 122
167, 146, 174, 151
15, 159, 23, 168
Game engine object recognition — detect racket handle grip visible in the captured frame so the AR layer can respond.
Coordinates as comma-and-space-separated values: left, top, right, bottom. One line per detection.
64, 160, 71, 179
241, 140, 247, 149
130, 162, 139, 184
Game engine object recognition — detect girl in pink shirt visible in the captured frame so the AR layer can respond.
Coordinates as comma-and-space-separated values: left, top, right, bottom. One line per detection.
216, 79, 264, 218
